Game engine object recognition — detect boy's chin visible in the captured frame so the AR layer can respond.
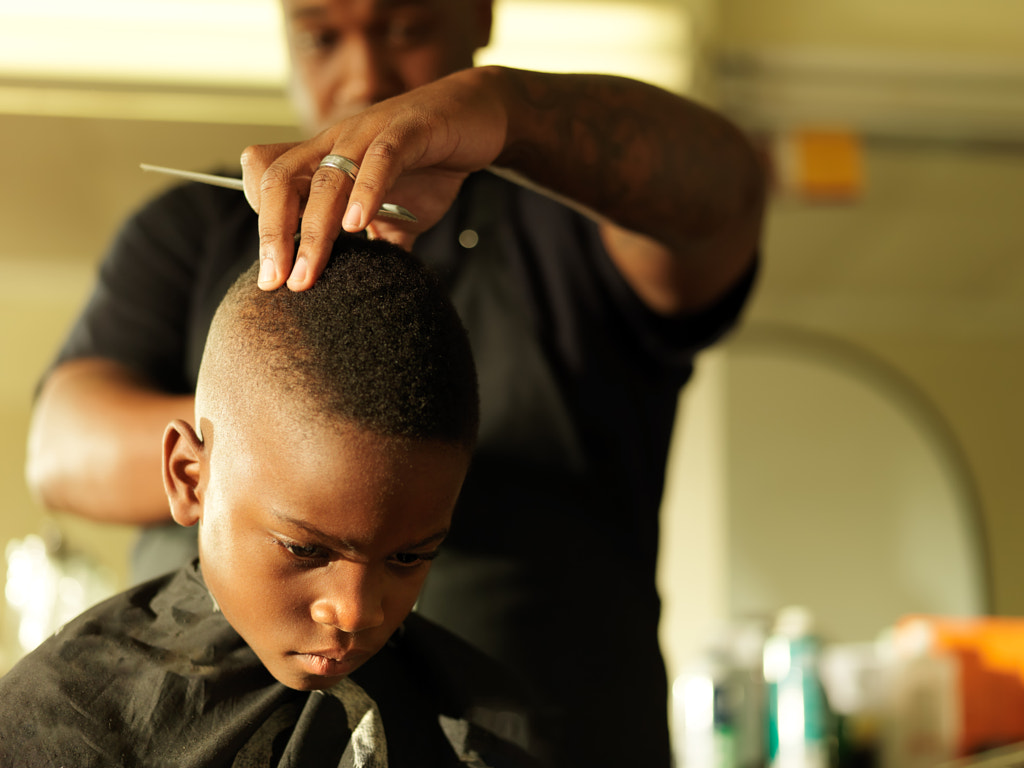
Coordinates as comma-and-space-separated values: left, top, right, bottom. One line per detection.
272, 666, 349, 692
284, 674, 348, 692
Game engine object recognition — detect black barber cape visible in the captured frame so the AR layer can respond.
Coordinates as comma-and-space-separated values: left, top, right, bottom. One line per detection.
0, 562, 545, 768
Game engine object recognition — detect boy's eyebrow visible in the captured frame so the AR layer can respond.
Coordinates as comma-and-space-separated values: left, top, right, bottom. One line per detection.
269, 509, 449, 551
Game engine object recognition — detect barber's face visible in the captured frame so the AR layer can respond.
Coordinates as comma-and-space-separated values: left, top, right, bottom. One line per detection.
282, 0, 493, 131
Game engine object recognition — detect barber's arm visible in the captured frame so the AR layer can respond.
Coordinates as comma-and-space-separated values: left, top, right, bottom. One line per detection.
242, 66, 765, 314
26, 359, 193, 525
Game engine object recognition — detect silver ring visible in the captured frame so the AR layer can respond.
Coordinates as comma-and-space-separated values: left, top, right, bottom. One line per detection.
318, 154, 359, 181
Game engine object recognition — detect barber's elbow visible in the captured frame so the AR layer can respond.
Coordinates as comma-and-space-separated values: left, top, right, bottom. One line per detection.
24, 393, 95, 515
24, 422, 68, 512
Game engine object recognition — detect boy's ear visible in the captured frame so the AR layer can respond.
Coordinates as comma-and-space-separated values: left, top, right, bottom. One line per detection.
163, 419, 204, 527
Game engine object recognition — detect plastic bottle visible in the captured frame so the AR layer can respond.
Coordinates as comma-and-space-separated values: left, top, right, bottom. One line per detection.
674, 649, 735, 768
763, 606, 834, 768
673, 621, 766, 768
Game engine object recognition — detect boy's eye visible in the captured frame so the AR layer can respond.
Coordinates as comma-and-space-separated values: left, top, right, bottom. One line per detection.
282, 541, 328, 561
390, 550, 440, 568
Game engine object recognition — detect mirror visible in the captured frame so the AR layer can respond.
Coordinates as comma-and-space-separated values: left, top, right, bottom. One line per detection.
658, 323, 990, 688
726, 325, 990, 641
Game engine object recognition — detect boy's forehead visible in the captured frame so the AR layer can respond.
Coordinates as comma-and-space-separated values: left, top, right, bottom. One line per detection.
209, 408, 466, 534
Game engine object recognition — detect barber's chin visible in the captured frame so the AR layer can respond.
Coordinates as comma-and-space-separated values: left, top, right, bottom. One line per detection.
290, 97, 371, 136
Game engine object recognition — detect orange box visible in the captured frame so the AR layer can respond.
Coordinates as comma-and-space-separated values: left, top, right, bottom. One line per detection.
775, 128, 865, 201
897, 616, 1024, 756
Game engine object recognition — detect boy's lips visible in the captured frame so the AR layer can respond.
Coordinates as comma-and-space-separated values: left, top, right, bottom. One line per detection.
293, 648, 373, 678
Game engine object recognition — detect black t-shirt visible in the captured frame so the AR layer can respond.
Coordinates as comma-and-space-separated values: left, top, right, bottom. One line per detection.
52, 171, 757, 768
0, 563, 545, 767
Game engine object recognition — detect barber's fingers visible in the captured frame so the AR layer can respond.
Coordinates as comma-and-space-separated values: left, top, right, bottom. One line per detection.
293, 122, 428, 284
336, 138, 415, 234
241, 111, 441, 291
240, 142, 302, 212
241, 140, 329, 291
336, 113, 438, 236
287, 157, 360, 291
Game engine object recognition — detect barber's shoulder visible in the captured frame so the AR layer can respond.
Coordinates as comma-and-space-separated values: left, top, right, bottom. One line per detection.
129, 170, 250, 228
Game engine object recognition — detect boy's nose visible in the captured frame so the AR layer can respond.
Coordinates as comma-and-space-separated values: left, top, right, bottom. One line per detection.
310, 563, 386, 634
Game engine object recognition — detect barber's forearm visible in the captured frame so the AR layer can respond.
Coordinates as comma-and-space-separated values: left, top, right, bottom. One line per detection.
26, 358, 193, 526
489, 67, 765, 256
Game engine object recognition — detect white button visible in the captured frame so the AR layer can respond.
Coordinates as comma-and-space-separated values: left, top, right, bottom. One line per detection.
458, 229, 479, 249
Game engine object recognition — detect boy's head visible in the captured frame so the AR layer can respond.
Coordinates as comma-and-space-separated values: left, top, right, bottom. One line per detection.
162, 235, 478, 691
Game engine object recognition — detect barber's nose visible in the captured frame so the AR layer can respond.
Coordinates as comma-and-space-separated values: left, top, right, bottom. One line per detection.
310, 563, 386, 634
339, 36, 402, 106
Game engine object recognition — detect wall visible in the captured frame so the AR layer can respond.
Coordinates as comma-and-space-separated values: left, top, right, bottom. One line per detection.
716, 0, 1024, 57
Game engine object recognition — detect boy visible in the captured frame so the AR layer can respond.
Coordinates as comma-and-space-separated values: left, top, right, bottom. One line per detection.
0, 236, 544, 767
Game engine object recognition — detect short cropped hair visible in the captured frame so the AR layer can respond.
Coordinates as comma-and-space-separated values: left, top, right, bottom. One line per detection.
207, 235, 478, 449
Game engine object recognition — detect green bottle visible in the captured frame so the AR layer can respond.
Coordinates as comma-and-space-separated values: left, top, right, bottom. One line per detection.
764, 607, 834, 768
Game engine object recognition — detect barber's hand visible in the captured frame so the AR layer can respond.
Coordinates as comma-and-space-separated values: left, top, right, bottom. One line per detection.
241, 67, 510, 291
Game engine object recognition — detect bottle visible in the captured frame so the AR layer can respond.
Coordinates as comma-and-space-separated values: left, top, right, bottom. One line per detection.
673, 620, 766, 768
764, 606, 834, 768
674, 649, 735, 768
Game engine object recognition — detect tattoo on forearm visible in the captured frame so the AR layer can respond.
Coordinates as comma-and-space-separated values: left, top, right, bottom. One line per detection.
498, 71, 761, 247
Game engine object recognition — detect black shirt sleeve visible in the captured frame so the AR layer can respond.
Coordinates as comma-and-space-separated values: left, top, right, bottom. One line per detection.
50, 182, 259, 393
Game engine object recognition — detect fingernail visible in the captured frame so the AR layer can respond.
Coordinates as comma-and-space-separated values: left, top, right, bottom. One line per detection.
258, 255, 277, 287
343, 202, 363, 231
289, 257, 308, 286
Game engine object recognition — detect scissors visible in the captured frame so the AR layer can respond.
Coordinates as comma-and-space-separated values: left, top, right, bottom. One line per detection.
139, 163, 417, 223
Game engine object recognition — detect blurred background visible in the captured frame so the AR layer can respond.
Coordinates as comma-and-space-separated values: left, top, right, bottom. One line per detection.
1, 0, 1023, 760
